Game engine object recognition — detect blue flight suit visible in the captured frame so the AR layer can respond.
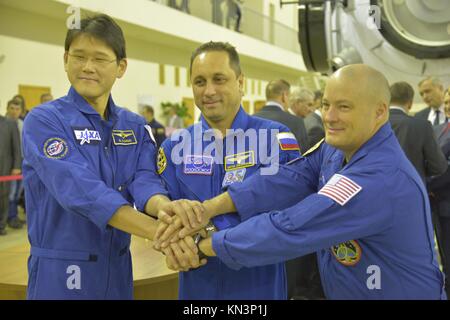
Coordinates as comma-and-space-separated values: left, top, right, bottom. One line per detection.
159, 107, 300, 299
23, 87, 167, 299
213, 123, 447, 299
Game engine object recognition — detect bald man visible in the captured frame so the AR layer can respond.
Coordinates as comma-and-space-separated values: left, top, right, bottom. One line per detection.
158, 64, 446, 299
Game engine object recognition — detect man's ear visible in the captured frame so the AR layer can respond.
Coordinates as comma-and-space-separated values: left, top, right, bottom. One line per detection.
238, 73, 244, 95
376, 102, 388, 120
117, 58, 128, 79
63, 52, 68, 72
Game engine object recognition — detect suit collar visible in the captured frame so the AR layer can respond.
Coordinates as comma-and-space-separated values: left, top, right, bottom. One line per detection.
389, 106, 407, 114
265, 101, 285, 111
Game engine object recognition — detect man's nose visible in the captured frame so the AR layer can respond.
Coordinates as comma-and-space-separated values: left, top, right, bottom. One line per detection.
323, 106, 339, 123
82, 59, 96, 73
204, 81, 216, 96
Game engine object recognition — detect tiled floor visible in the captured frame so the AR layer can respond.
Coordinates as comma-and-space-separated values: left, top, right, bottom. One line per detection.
0, 209, 28, 251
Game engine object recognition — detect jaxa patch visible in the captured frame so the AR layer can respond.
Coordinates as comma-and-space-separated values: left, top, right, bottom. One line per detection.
277, 132, 300, 151
224, 151, 255, 171
112, 130, 137, 145
157, 147, 167, 174
331, 240, 362, 266
72, 128, 101, 145
222, 168, 246, 188
184, 155, 213, 175
43, 137, 69, 159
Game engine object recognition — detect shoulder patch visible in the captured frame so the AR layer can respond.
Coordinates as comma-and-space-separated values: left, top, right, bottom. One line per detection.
157, 147, 167, 174
302, 138, 324, 157
43, 137, 69, 159
277, 132, 300, 151
318, 174, 362, 206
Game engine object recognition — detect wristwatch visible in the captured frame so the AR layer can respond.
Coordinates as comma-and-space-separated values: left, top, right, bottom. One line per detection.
194, 222, 217, 260
193, 232, 208, 261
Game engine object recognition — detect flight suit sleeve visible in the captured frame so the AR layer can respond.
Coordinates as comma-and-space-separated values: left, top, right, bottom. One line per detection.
127, 125, 168, 212
23, 110, 130, 231
158, 139, 182, 200
228, 141, 323, 221
213, 168, 394, 270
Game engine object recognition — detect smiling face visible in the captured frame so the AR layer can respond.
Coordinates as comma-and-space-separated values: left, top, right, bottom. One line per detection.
64, 34, 127, 105
191, 51, 243, 127
321, 67, 388, 160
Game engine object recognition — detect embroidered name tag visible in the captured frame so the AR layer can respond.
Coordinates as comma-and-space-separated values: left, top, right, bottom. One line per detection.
224, 151, 255, 171
184, 155, 213, 175
73, 128, 101, 145
112, 130, 137, 145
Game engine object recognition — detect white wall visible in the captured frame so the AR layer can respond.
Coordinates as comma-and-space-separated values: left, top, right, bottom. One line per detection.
0, 0, 311, 117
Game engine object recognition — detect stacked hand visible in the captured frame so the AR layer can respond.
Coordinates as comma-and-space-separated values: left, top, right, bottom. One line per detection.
154, 200, 210, 271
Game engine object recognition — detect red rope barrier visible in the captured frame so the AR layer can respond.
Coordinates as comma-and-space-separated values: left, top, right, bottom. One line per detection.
0, 175, 23, 182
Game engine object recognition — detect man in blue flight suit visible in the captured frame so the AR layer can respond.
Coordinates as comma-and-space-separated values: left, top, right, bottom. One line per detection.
155, 42, 301, 299
163, 64, 446, 299
22, 14, 202, 300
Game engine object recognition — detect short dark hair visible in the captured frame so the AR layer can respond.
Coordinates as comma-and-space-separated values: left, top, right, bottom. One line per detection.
390, 81, 415, 106
143, 105, 154, 115
12, 94, 25, 109
190, 41, 241, 76
65, 14, 126, 61
266, 79, 290, 100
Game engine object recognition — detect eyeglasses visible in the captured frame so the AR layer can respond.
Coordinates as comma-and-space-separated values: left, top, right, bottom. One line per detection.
67, 53, 117, 67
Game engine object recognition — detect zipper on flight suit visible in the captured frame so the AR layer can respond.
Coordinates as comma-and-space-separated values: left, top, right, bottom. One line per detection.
100, 117, 117, 298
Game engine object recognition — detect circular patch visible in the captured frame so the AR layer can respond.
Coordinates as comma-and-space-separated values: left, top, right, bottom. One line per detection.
157, 147, 167, 174
331, 240, 362, 266
43, 137, 69, 159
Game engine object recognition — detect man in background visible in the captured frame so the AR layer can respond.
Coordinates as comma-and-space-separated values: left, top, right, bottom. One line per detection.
141, 105, 166, 147
416, 77, 447, 125
429, 88, 450, 298
40, 93, 54, 104
289, 88, 314, 119
0, 100, 22, 236
255, 79, 309, 153
5, 99, 25, 229
389, 81, 447, 183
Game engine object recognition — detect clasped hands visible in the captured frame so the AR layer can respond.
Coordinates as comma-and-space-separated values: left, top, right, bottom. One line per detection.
154, 199, 210, 272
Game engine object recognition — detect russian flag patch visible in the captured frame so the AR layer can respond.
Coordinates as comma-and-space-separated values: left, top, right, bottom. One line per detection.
277, 132, 300, 151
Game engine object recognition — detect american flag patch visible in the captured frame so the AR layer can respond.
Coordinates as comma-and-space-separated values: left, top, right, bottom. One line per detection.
277, 132, 300, 151
318, 174, 362, 206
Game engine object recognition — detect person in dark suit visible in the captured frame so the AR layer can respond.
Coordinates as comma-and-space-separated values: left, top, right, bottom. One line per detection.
254, 79, 309, 153
304, 90, 325, 147
0, 104, 22, 236
389, 81, 447, 183
429, 89, 450, 298
141, 105, 167, 148
416, 77, 447, 126
255, 81, 322, 299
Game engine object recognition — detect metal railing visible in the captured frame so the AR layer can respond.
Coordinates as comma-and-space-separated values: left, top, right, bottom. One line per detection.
150, 0, 300, 53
